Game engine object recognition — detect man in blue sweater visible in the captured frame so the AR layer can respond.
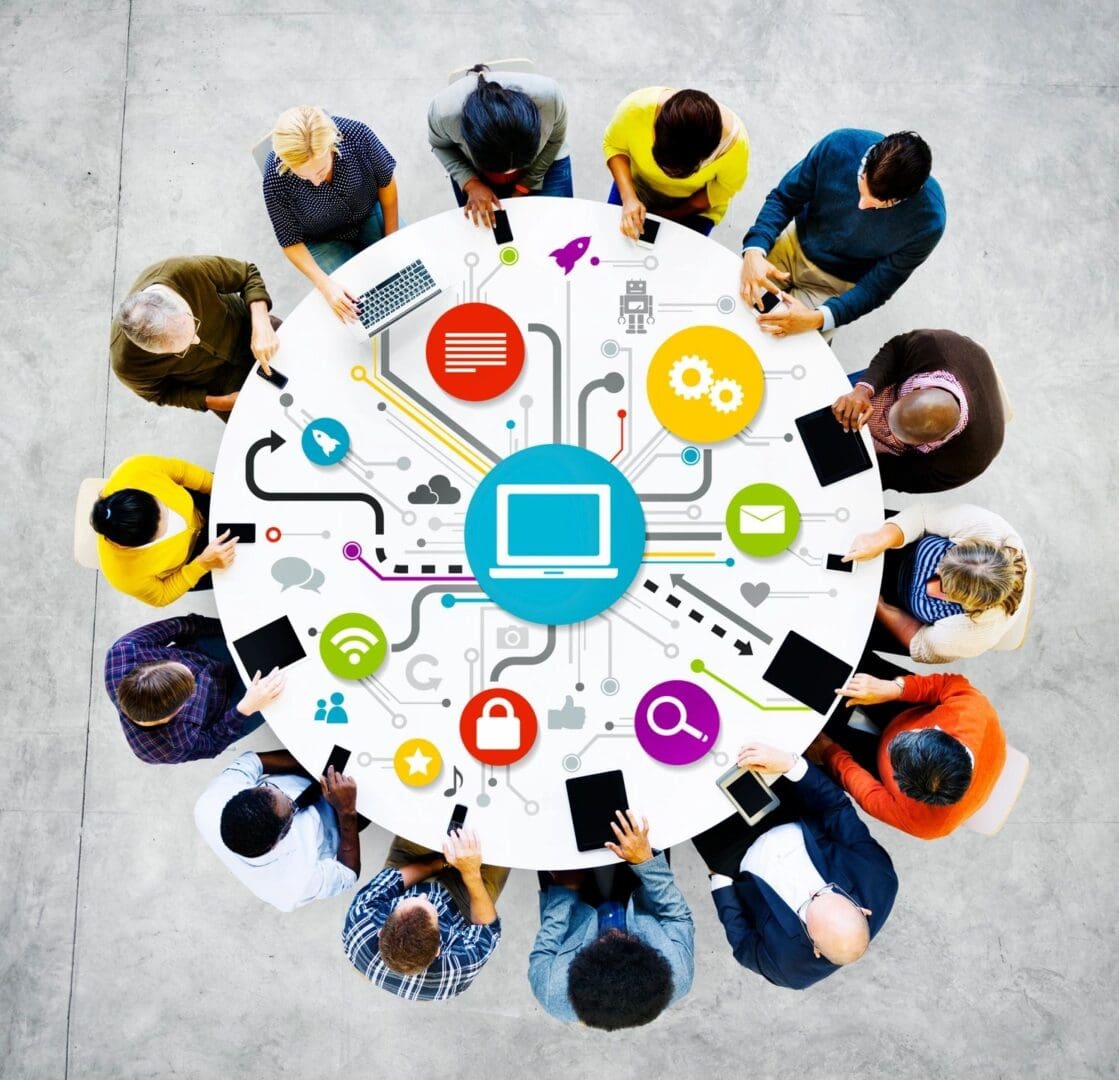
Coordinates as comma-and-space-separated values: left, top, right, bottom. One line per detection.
739, 129, 945, 339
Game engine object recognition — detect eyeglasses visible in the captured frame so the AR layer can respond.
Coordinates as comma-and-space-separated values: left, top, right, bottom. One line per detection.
259, 780, 301, 840
796, 882, 862, 929
170, 315, 202, 358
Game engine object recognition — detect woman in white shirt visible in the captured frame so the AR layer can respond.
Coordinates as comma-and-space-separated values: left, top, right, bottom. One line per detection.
846, 503, 1032, 663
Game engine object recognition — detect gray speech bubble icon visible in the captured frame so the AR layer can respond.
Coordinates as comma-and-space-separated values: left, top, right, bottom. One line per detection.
271, 556, 313, 591
300, 568, 326, 593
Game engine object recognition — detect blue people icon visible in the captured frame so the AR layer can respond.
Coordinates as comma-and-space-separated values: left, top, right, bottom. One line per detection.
314, 692, 348, 724
302, 417, 350, 466
464, 444, 646, 625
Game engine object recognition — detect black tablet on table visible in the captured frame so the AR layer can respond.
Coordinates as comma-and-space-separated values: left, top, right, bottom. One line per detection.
795, 405, 873, 487
566, 770, 629, 852
762, 630, 853, 715
232, 615, 307, 676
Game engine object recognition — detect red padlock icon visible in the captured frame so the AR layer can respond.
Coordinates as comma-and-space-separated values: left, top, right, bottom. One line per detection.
460, 688, 538, 766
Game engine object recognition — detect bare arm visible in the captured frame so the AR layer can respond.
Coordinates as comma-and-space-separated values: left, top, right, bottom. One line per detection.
377, 178, 400, 235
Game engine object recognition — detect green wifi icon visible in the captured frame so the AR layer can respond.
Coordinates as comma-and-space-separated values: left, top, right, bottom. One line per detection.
320, 612, 388, 679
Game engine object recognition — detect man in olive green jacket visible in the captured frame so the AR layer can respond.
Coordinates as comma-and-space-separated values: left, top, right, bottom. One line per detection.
110, 255, 280, 419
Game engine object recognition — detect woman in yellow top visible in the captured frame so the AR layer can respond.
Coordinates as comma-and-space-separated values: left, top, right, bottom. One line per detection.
91, 455, 238, 607
603, 87, 749, 238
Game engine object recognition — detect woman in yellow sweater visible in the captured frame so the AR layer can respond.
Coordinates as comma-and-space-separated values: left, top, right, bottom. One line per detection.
603, 87, 749, 238
91, 455, 238, 607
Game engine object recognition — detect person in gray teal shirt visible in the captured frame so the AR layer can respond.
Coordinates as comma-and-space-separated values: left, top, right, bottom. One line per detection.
428, 65, 572, 228
738, 129, 945, 340
528, 810, 694, 1029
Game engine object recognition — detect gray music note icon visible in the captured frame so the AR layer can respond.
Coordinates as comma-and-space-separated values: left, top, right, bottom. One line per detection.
443, 765, 464, 797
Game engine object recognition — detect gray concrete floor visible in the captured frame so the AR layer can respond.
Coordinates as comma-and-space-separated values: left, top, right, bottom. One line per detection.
1, 2, 1116, 1078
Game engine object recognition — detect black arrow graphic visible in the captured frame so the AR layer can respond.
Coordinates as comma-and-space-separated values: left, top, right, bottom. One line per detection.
245, 431, 386, 535
669, 572, 772, 646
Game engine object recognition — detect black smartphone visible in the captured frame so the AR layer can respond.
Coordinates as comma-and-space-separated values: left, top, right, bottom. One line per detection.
324, 744, 351, 775
215, 522, 256, 544
256, 364, 288, 389
758, 290, 782, 315
492, 209, 513, 245
637, 218, 660, 247
447, 803, 468, 835
826, 553, 854, 573
293, 744, 352, 810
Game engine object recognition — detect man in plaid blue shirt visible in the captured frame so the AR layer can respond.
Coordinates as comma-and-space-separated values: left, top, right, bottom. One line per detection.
342, 829, 507, 1001
104, 614, 284, 764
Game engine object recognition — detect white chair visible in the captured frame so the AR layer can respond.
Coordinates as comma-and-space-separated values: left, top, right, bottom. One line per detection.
447, 57, 535, 85
250, 134, 272, 176
74, 477, 106, 569
994, 563, 1035, 651
963, 745, 1029, 835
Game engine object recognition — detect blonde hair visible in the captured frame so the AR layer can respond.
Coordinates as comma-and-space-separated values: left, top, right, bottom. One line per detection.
271, 106, 341, 173
938, 539, 1027, 618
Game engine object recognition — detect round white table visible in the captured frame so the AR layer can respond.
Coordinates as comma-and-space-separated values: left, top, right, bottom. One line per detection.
212, 197, 883, 869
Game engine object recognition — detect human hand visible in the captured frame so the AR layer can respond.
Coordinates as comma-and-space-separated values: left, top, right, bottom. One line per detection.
757, 291, 824, 336
197, 529, 238, 571
605, 808, 654, 864
250, 319, 280, 372
238, 666, 285, 715
836, 673, 904, 708
846, 525, 897, 563
736, 742, 797, 774
320, 765, 358, 816
619, 197, 647, 240
805, 732, 835, 763
462, 179, 501, 228
443, 825, 484, 879
832, 385, 874, 432
318, 278, 359, 323
739, 249, 790, 310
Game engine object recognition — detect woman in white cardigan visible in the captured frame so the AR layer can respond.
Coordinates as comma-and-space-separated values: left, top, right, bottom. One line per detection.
846, 503, 1032, 663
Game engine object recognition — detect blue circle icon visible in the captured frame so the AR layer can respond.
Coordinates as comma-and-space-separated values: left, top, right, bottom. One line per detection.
302, 417, 350, 466
464, 445, 646, 625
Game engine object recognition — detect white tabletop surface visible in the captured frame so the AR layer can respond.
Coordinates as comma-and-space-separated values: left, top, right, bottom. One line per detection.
212, 197, 883, 869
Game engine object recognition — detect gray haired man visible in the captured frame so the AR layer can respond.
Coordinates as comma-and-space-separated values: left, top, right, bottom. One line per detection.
110, 256, 280, 420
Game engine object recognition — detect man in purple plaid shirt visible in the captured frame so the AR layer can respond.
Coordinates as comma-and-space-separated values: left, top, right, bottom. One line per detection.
104, 614, 284, 764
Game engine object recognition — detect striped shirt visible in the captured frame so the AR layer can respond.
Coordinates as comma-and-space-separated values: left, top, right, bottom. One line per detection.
900, 535, 965, 623
342, 868, 501, 1001
104, 615, 244, 764
262, 115, 397, 248
867, 369, 969, 456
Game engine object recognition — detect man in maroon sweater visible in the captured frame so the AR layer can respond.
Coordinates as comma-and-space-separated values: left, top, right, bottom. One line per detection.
832, 329, 1006, 493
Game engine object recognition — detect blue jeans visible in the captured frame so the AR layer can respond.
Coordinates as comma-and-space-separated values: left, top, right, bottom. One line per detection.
307, 204, 401, 275
451, 155, 574, 205
606, 181, 715, 237
192, 634, 266, 739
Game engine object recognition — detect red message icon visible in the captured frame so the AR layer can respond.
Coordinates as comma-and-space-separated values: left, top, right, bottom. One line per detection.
459, 688, 538, 766
426, 302, 525, 402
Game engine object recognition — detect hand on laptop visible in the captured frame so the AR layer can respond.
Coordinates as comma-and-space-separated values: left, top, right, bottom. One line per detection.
317, 278, 360, 323
605, 809, 653, 865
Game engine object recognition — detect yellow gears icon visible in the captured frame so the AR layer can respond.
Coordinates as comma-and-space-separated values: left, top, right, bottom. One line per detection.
647, 325, 764, 442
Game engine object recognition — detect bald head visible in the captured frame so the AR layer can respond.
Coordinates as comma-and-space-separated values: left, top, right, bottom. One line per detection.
888, 387, 960, 446
805, 891, 871, 966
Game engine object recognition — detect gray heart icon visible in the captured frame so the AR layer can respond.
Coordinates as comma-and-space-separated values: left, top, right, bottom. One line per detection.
739, 582, 771, 607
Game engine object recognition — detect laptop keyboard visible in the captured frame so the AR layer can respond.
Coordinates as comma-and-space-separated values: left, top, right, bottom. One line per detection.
355, 259, 438, 333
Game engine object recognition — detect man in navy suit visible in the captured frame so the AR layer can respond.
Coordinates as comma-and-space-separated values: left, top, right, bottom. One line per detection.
707, 742, 898, 990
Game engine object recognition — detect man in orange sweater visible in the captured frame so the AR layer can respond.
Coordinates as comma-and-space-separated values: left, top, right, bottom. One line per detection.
813, 671, 1006, 840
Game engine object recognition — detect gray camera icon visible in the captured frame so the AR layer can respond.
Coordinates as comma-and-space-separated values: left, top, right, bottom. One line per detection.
496, 624, 528, 650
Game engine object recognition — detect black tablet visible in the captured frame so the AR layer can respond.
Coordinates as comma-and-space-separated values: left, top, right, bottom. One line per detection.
794, 405, 873, 487
762, 630, 853, 715
566, 770, 629, 852
717, 764, 781, 826
232, 615, 307, 676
